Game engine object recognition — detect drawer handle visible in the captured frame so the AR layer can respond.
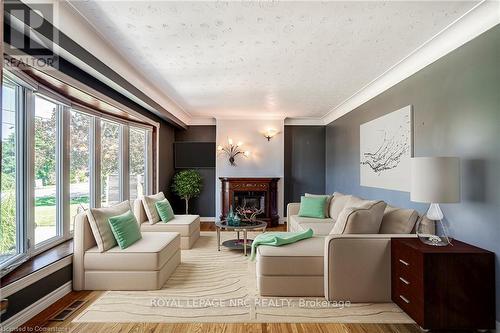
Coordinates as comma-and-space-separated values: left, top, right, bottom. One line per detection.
398, 259, 409, 266
399, 295, 410, 304
399, 277, 410, 285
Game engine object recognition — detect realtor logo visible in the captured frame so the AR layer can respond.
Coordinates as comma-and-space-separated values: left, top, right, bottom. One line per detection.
4, 0, 59, 69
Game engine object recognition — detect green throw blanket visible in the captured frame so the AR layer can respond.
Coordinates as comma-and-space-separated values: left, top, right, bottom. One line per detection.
250, 228, 314, 260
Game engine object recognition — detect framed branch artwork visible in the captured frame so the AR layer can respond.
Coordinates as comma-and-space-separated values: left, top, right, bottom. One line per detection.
360, 105, 413, 192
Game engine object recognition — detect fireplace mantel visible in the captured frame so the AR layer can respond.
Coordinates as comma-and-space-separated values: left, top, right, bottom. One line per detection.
219, 177, 279, 227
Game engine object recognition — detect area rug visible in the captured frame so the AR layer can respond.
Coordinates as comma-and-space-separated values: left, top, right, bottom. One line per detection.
73, 232, 413, 323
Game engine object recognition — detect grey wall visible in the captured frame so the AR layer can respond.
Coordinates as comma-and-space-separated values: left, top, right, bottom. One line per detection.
284, 126, 326, 212
326, 25, 500, 320
173, 126, 216, 217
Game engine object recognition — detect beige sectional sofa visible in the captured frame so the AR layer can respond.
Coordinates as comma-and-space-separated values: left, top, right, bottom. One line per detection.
133, 199, 200, 249
73, 211, 181, 291
256, 192, 434, 302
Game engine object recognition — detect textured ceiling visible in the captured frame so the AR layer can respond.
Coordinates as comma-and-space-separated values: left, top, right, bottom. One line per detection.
69, 1, 477, 120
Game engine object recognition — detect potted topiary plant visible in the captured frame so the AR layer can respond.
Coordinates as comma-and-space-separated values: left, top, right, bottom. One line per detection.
171, 170, 203, 214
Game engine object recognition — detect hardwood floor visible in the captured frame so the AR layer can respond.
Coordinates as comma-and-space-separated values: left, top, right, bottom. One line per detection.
18, 223, 421, 333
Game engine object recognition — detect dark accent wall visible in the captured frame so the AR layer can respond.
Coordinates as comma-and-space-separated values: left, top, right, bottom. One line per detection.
159, 124, 176, 197
326, 25, 500, 320
175, 125, 216, 142
0, 265, 72, 322
173, 126, 216, 217
284, 126, 326, 212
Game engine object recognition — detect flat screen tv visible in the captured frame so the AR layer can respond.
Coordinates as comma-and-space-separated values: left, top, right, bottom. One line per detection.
174, 142, 215, 168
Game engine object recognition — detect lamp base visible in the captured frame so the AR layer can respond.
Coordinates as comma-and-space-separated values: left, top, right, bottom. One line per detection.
417, 234, 451, 246
416, 218, 452, 246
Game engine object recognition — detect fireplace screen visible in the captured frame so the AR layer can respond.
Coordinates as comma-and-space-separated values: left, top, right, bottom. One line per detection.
233, 191, 266, 216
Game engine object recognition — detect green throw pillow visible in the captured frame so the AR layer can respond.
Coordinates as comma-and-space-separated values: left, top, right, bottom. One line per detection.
155, 199, 175, 223
108, 210, 142, 249
298, 196, 327, 219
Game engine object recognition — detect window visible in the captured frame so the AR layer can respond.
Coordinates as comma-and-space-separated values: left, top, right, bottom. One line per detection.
1, 79, 21, 267
69, 111, 92, 231
33, 95, 59, 246
129, 127, 147, 199
1, 70, 155, 272
101, 120, 121, 207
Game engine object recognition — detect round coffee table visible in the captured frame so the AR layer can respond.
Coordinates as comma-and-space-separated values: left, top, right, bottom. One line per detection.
215, 219, 267, 256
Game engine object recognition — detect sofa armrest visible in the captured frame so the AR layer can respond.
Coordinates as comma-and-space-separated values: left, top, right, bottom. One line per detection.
324, 233, 417, 302
73, 212, 97, 290
286, 203, 300, 231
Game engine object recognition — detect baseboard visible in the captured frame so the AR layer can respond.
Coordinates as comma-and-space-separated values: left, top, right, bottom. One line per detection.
0, 281, 72, 330
200, 217, 215, 222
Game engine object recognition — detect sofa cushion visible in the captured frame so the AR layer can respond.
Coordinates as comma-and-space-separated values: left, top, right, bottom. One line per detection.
289, 215, 335, 236
305, 193, 333, 218
380, 205, 419, 234
256, 236, 325, 276
346, 195, 366, 208
331, 200, 387, 235
328, 192, 352, 220
297, 222, 336, 236
142, 192, 166, 224
85, 232, 180, 271
140, 215, 200, 237
86, 201, 131, 252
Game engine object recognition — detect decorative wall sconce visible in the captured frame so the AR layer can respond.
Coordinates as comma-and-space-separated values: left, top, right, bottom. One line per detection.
263, 128, 278, 141
217, 138, 250, 166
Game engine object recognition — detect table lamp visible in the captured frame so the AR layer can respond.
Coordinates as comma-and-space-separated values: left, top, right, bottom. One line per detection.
410, 157, 460, 246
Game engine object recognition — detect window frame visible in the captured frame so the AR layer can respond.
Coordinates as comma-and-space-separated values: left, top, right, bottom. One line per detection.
128, 126, 153, 199
68, 110, 95, 234
29, 94, 66, 254
0, 77, 28, 271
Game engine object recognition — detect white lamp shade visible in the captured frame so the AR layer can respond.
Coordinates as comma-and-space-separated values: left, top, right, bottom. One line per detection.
411, 157, 460, 203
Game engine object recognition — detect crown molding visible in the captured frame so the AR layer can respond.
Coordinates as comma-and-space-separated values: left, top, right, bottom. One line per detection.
321, 0, 500, 125
215, 114, 286, 121
284, 117, 325, 126
187, 117, 216, 126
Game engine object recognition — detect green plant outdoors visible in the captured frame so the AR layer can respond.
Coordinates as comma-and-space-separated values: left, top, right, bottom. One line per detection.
171, 170, 203, 214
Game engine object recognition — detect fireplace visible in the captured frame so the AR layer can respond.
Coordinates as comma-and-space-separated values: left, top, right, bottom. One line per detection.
220, 177, 279, 227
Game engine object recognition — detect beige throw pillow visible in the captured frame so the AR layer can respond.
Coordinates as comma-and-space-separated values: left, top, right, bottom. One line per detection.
86, 200, 131, 252
380, 205, 419, 234
142, 192, 166, 224
330, 200, 387, 235
305, 193, 333, 218
328, 192, 352, 220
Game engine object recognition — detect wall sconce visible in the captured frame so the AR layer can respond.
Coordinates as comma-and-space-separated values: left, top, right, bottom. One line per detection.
217, 138, 250, 166
264, 128, 278, 141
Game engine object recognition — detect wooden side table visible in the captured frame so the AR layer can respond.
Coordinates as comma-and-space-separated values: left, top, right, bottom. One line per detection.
391, 238, 495, 331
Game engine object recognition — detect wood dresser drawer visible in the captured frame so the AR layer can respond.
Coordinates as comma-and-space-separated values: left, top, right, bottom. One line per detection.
391, 239, 422, 279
